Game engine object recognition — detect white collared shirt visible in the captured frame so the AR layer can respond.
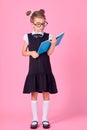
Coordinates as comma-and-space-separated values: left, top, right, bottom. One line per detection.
32, 31, 44, 36
23, 31, 52, 44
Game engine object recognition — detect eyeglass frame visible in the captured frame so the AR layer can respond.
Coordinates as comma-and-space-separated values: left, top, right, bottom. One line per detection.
32, 21, 48, 27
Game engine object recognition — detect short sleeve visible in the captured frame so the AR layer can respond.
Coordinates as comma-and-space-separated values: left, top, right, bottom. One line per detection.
23, 34, 29, 44
49, 34, 52, 41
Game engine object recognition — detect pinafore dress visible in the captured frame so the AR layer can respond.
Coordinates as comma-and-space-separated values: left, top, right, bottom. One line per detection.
23, 33, 58, 94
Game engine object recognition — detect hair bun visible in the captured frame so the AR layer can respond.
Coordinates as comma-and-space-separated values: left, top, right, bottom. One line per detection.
39, 9, 45, 14
26, 11, 32, 16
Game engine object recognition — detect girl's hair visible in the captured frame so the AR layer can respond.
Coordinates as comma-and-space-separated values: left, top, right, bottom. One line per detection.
26, 9, 46, 22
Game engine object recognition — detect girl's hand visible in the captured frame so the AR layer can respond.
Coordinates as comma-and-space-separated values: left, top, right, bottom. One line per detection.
47, 36, 56, 56
31, 51, 39, 59
51, 37, 57, 45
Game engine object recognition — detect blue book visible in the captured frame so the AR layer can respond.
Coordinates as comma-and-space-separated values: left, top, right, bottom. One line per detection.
37, 32, 64, 54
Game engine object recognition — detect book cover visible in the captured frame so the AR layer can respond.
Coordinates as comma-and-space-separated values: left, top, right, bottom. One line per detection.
37, 32, 64, 54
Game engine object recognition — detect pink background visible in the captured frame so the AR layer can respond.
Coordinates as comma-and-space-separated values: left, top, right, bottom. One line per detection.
0, 0, 87, 129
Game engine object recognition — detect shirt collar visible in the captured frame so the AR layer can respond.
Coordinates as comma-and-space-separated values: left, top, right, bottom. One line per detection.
32, 31, 44, 36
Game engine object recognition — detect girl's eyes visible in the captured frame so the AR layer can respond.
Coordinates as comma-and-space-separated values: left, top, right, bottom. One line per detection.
36, 23, 41, 25
33, 21, 48, 27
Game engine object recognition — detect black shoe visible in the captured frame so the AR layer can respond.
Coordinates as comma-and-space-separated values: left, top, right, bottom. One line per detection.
42, 121, 50, 129
30, 121, 38, 129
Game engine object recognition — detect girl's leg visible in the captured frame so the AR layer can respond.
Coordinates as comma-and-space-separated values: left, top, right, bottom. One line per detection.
31, 92, 38, 100
42, 92, 50, 122
31, 92, 38, 122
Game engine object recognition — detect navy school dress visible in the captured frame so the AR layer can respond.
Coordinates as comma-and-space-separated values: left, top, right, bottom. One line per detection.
23, 32, 58, 94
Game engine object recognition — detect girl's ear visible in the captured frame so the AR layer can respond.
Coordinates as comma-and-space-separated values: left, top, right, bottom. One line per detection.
31, 22, 34, 26
31, 22, 35, 28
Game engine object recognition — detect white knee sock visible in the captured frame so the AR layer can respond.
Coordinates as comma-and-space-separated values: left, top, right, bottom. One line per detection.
31, 100, 38, 122
42, 100, 49, 122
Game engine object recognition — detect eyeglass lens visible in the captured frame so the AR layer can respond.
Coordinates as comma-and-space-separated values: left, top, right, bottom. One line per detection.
34, 22, 48, 27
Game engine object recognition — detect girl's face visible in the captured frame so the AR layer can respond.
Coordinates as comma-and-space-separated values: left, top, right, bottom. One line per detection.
31, 17, 48, 33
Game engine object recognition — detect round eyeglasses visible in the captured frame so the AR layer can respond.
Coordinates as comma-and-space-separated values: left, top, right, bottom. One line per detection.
33, 21, 48, 27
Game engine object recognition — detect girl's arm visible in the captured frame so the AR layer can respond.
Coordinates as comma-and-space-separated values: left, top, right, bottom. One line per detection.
47, 37, 56, 56
22, 41, 39, 58
22, 41, 32, 56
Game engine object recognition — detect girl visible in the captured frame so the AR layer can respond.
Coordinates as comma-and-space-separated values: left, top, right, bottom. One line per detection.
22, 9, 58, 129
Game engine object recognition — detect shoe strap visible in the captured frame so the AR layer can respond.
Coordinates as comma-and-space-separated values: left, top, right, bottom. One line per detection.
42, 121, 49, 124
32, 121, 38, 124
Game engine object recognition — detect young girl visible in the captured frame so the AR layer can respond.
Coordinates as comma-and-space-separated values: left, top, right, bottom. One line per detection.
22, 9, 58, 129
